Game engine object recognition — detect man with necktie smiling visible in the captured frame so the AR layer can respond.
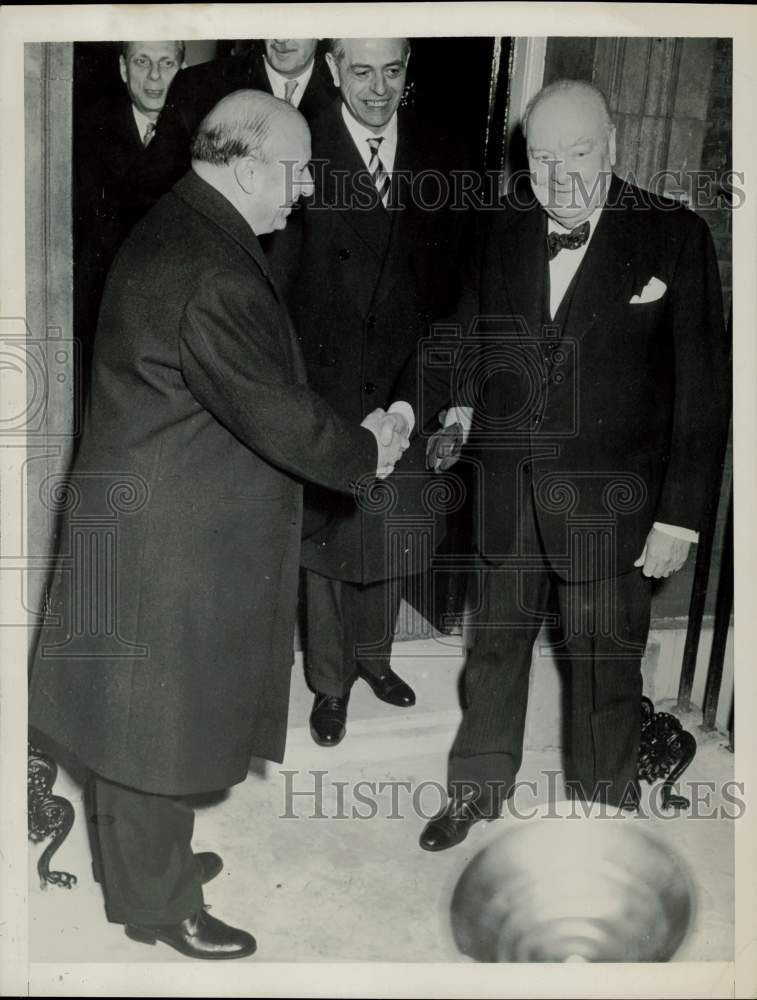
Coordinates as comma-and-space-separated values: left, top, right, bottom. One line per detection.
270, 38, 469, 747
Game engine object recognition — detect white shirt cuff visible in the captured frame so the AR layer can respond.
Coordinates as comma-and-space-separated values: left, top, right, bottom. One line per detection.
445, 406, 473, 444
653, 521, 699, 543
388, 401, 415, 435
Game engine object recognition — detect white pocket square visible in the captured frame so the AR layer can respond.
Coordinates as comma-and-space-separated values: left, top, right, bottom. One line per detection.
629, 276, 667, 304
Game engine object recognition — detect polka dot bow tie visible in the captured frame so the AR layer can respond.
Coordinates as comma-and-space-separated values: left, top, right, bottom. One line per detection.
547, 221, 590, 260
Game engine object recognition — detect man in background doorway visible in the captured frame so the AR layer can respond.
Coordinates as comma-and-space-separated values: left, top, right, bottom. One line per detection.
74, 40, 185, 395
129, 38, 335, 214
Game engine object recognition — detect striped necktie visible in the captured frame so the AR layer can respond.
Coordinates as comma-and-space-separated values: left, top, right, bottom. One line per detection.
366, 136, 390, 208
143, 121, 156, 147
283, 79, 299, 105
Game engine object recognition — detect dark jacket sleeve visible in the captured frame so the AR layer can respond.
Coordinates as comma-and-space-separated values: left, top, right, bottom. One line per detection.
179, 268, 378, 494
653, 210, 730, 530
392, 203, 485, 429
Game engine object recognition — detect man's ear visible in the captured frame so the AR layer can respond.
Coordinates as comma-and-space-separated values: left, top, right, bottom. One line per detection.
324, 52, 341, 89
234, 156, 256, 195
608, 124, 617, 168
118, 55, 128, 86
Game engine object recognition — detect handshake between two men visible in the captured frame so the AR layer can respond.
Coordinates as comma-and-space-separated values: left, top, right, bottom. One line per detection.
360, 409, 467, 480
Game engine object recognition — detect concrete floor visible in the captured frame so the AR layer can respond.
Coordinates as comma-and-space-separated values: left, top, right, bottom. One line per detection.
29, 636, 735, 966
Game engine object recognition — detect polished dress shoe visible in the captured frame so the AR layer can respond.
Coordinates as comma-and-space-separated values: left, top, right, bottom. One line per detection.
125, 908, 256, 960
309, 692, 348, 746
92, 850, 223, 886
361, 667, 416, 707
419, 794, 499, 852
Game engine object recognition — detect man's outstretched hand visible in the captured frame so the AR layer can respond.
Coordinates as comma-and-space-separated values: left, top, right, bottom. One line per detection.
361, 409, 410, 479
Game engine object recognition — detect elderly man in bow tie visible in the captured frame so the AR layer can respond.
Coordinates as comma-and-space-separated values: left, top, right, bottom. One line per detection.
419, 78, 730, 851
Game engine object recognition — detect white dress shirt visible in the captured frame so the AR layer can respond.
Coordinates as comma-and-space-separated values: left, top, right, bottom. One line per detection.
445, 205, 696, 545
547, 208, 602, 318
341, 102, 399, 173
132, 105, 158, 145
264, 60, 315, 108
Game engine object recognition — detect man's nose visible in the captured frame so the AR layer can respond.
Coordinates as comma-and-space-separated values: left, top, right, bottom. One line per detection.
551, 158, 570, 185
370, 72, 388, 95
147, 61, 161, 81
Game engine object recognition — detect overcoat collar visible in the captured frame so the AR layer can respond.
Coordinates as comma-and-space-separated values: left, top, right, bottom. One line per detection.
172, 170, 271, 278
312, 101, 393, 258
171, 171, 306, 380
310, 103, 422, 310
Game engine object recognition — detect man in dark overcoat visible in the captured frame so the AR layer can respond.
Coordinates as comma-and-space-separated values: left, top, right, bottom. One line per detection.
418, 79, 731, 851
270, 37, 469, 747
29, 91, 406, 957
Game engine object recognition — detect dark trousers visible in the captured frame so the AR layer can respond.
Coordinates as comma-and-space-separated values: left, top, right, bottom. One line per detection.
304, 569, 403, 697
449, 506, 651, 807
85, 773, 203, 926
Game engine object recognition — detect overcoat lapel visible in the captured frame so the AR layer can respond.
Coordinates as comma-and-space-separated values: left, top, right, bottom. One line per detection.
318, 108, 391, 255
371, 113, 420, 310
312, 107, 388, 310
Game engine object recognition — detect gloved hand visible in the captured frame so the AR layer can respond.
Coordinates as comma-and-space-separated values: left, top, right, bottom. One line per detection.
426, 421, 463, 472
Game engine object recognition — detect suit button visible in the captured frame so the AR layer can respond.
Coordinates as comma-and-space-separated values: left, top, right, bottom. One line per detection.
338, 248, 350, 261
366, 315, 376, 329
363, 381, 376, 394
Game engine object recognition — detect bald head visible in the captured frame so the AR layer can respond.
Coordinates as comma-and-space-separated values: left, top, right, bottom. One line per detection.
524, 79, 616, 227
190, 89, 313, 237
191, 89, 305, 166
523, 79, 611, 138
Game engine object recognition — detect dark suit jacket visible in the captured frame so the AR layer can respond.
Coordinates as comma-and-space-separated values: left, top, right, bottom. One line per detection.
455, 175, 730, 582
269, 103, 469, 583
74, 93, 151, 374
29, 171, 376, 795
128, 50, 336, 218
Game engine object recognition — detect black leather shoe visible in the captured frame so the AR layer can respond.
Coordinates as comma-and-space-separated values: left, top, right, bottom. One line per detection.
93, 851, 222, 886
361, 667, 416, 707
309, 692, 348, 746
125, 909, 256, 960
419, 795, 499, 852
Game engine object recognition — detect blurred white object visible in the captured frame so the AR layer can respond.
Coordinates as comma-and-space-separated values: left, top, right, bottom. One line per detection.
450, 809, 696, 962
